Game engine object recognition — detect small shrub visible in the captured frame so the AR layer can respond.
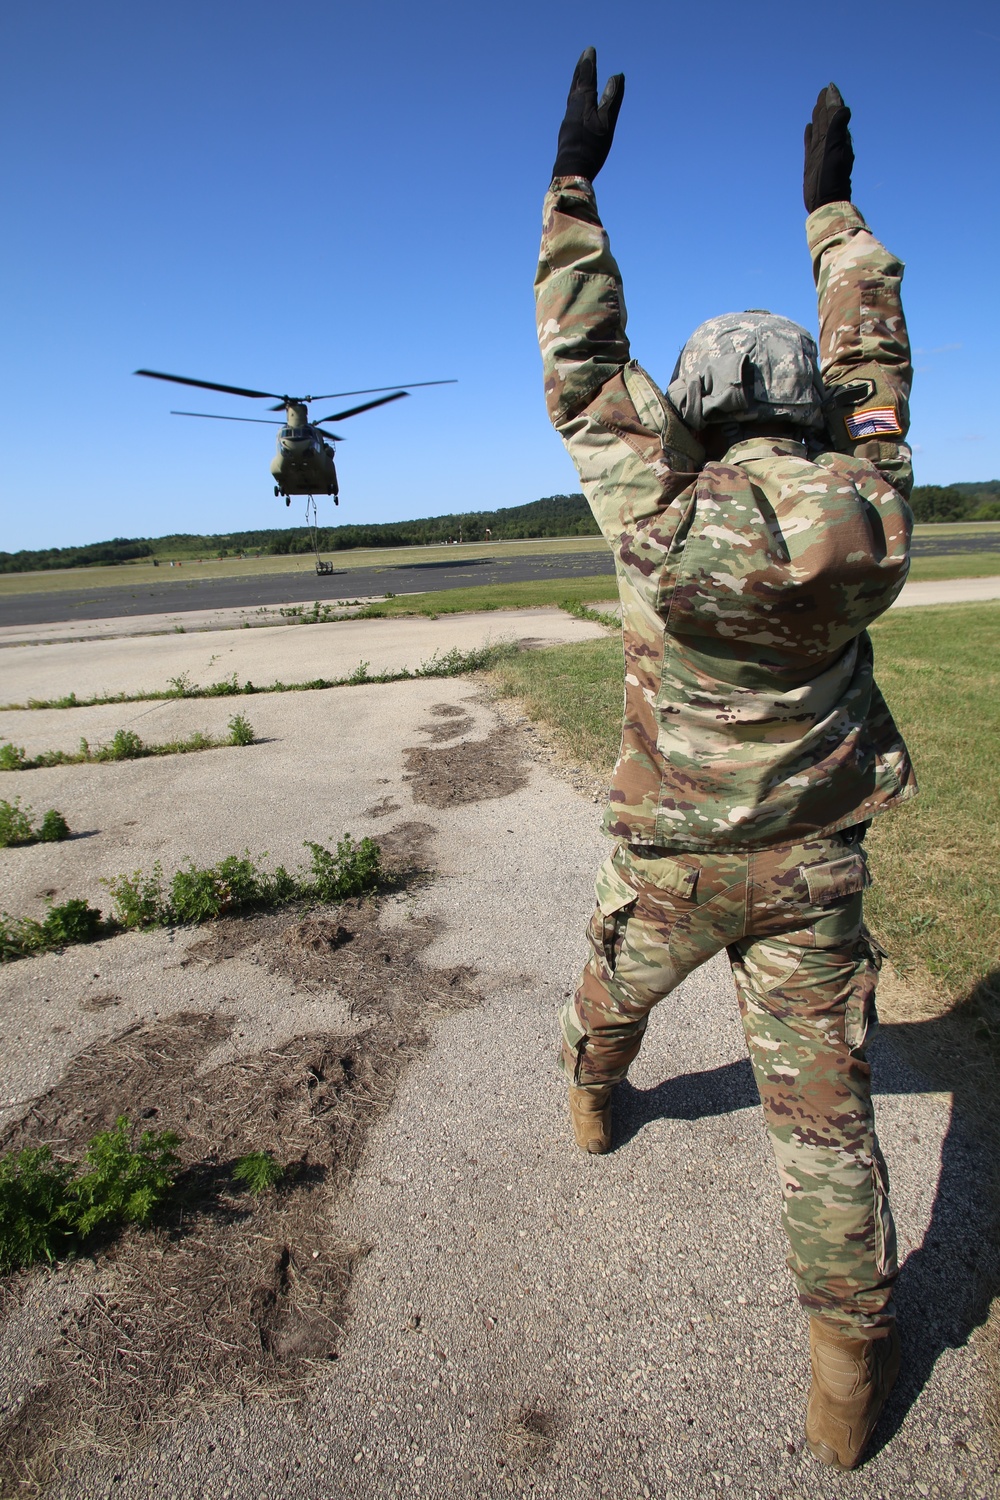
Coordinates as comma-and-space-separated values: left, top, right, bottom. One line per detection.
307, 833, 381, 902
227, 713, 255, 746
233, 1151, 284, 1194
103, 865, 165, 929
167, 672, 193, 696
38, 809, 70, 843
0, 912, 45, 960
0, 798, 34, 848
205, 673, 241, 697
169, 864, 225, 924
0, 1146, 74, 1271
40, 899, 102, 948
0, 1119, 180, 1272
0, 743, 27, 771
70, 1117, 180, 1237
346, 660, 371, 685
103, 728, 144, 761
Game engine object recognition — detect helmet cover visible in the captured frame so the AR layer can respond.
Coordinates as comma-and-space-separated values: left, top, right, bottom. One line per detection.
666, 310, 826, 431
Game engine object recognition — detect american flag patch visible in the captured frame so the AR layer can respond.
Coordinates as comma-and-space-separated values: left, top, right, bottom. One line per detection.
845, 406, 902, 439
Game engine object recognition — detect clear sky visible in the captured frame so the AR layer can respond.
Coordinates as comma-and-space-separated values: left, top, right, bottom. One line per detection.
2, 0, 997, 552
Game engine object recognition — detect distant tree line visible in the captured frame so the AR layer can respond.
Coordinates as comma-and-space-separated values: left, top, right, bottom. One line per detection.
908, 481, 1000, 523
3, 483, 998, 574
0, 537, 153, 575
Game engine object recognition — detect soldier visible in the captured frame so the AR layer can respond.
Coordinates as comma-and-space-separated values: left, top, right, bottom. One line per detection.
536, 52, 917, 1470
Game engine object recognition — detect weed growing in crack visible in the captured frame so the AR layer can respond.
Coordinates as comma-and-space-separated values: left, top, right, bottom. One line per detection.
0, 798, 71, 848
227, 712, 255, 746
37, 809, 70, 843
0, 835, 383, 961
2, 719, 257, 771
559, 598, 621, 630
0, 743, 28, 771
3, 641, 523, 712
0, 1116, 181, 1273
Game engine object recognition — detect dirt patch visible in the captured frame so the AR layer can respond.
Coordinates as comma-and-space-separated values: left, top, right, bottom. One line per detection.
486, 690, 608, 807
403, 723, 528, 807
77, 993, 121, 1013
416, 702, 476, 745
364, 794, 401, 818
0, 826, 479, 1492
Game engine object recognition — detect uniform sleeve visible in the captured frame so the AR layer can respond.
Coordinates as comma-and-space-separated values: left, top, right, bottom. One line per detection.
534, 177, 703, 544
808, 202, 913, 499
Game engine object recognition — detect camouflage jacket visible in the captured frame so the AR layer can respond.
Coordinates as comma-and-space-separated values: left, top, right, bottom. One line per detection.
535, 180, 917, 850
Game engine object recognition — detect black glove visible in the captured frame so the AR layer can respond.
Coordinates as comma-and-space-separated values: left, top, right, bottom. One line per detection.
552, 47, 625, 181
803, 82, 854, 212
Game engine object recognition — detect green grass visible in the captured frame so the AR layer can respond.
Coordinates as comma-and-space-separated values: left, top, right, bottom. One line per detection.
865, 603, 1000, 1004
1, 715, 255, 769
907, 554, 1000, 582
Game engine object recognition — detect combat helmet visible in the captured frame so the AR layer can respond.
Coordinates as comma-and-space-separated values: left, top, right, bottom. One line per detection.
666, 310, 826, 433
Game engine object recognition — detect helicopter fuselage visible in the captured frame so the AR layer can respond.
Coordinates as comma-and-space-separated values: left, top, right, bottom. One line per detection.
269, 404, 339, 499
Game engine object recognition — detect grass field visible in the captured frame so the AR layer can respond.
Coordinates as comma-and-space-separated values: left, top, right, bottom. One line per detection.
2, 523, 999, 598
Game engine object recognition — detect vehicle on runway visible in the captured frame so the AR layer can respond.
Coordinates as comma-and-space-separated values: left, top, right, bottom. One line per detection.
134, 368, 456, 571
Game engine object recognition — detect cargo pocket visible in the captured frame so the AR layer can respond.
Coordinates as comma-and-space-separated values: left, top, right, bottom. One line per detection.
844, 927, 884, 1053
594, 851, 638, 974
871, 1148, 896, 1278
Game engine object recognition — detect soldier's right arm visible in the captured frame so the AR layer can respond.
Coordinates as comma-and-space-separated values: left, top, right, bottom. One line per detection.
534, 178, 703, 544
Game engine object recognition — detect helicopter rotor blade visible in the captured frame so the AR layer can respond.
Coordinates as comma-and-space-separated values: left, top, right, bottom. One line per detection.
316, 391, 409, 424
316, 430, 345, 442
137, 369, 286, 401
307, 373, 458, 399
170, 410, 285, 425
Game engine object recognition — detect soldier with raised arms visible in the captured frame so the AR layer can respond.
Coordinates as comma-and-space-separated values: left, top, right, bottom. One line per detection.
536, 50, 916, 1470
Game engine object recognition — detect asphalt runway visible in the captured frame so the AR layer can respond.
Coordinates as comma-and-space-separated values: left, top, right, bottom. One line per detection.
0, 550, 617, 628
1, 529, 997, 628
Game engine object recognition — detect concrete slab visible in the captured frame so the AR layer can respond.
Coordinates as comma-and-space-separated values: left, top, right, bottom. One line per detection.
0, 651, 994, 1497
892, 576, 1000, 608
0, 607, 605, 708
0, 597, 382, 649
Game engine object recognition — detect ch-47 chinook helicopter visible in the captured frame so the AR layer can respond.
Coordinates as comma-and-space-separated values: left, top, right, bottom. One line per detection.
134, 367, 456, 571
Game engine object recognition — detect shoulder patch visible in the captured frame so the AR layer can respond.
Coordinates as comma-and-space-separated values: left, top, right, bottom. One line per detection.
845, 406, 903, 440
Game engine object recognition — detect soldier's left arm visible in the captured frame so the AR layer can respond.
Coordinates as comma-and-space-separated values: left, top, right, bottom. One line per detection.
535, 177, 703, 543
808, 204, 914, 498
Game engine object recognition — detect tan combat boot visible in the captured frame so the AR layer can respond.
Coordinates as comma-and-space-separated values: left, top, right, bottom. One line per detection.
567, 1084, 613, 1154
805, 1317, 901, 1469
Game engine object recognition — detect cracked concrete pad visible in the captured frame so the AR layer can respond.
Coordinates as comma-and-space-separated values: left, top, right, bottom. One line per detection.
0, 635, 995, 1497
0, 607, 606, 706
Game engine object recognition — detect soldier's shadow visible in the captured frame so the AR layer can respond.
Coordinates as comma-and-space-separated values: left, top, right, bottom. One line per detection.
614, 970, 1000, 1449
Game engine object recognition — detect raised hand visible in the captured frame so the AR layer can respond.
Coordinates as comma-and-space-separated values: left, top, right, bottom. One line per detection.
552, 47, 625, 182
803, 83, 854, 212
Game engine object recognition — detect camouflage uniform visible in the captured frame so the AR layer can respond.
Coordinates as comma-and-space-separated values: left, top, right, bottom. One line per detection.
535, 180, 915, 1328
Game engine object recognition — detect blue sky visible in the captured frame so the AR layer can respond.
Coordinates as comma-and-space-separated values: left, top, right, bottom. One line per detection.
2, 0, 997, 552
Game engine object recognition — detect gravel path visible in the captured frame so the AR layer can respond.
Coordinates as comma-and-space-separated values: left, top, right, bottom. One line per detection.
0, 623, 995, 1498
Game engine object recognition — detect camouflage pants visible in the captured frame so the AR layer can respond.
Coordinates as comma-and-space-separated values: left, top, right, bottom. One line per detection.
560, 832, 897, 1328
